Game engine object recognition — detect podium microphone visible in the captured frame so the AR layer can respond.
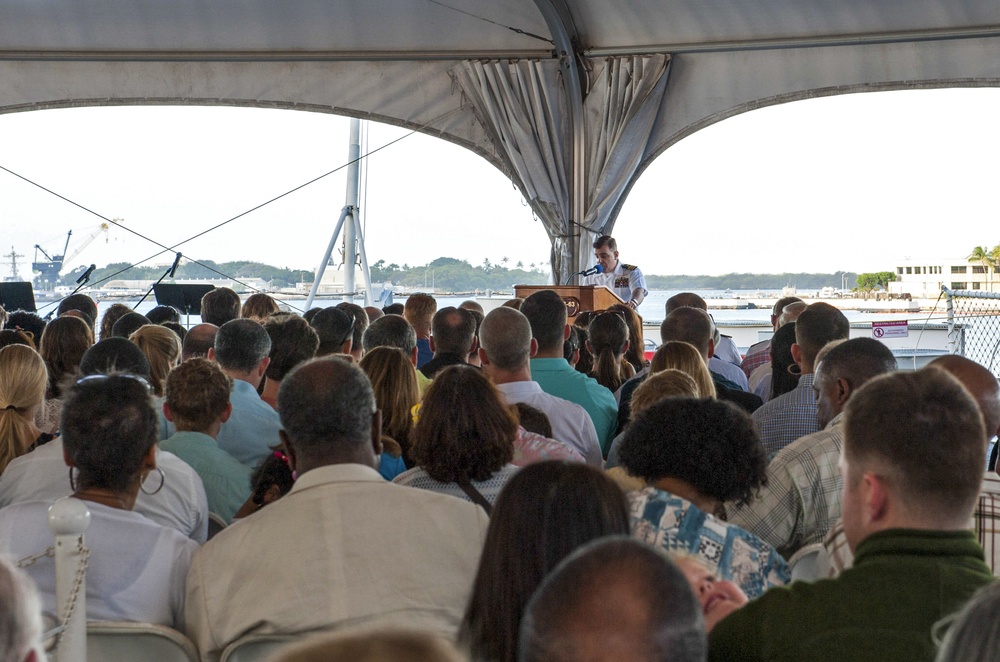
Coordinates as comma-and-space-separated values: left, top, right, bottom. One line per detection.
76, 264, 96, 284
168, 252, 182, 278
565, 263, 603, 285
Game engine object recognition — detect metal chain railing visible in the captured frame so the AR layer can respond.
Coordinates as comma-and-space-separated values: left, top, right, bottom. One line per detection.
943, 286, 1000, 376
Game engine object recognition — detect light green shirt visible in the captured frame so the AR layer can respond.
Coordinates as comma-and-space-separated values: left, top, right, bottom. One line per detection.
161, 431, 253, 524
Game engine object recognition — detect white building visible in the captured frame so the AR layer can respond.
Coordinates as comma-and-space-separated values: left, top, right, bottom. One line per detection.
889, 258, 999, 298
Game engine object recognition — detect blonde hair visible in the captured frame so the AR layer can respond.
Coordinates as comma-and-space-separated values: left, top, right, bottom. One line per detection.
129, 325, 182, 397
359, 347, 420, 455
631, 369, 700, 420
0, 345, 47, 474
650, 341, 716, 398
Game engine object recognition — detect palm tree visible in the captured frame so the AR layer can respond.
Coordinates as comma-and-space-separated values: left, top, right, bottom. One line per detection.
968, 246, 996, 292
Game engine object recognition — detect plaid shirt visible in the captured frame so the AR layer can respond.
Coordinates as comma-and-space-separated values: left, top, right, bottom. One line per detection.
751, 373, 820, 458
740, 339, 771, 378
729, 414, 844, 559
822, 471, 1000, 578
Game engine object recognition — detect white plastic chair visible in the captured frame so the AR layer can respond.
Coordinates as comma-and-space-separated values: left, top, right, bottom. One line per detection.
788, 542, 824, 582
207, 512, 229, 540
87, 622, 199, 662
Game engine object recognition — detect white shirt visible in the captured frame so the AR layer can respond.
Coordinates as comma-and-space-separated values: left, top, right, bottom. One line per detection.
0, 439, 209, 543
185, 463, 488, 662
495, 381, 603, 466
710, 357, 751, 391
0, 500, 197, 629
584, 261, 647, 303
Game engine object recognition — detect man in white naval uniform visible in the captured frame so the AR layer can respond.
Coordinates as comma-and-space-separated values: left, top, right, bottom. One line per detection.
583, 235, 648, 309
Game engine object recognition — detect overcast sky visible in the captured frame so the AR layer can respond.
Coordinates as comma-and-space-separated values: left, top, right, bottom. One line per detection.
1, 87, 998, 282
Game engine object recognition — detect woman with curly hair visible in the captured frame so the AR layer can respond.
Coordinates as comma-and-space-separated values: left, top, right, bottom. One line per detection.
392, 366, 518, 508
129, 324, 182, 397
619, 397, 788, 598
98, 303, 133, 342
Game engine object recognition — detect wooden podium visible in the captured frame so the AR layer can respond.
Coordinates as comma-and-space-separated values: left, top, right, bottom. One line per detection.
513, 285, 625, 318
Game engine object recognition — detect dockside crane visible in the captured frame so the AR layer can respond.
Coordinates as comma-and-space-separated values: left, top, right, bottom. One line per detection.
32, 223, 110, 290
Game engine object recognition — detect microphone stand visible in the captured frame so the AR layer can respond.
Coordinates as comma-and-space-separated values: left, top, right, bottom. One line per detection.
135, 253, 182, 310
46, 265, 96, 320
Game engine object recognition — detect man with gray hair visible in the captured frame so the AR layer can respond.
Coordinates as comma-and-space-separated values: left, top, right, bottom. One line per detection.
362, 314, 431, 393
479, 307, 602, 466
0, 556, 43, 662
186, 358, 488, 662
519, 537, 706, 662
207, 318, 279, 466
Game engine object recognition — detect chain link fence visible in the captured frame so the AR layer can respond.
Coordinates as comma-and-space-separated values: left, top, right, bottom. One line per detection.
943, 286, 1000, 376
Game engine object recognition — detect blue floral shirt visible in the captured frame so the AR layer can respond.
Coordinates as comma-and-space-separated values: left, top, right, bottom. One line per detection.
629, 486, 789, 598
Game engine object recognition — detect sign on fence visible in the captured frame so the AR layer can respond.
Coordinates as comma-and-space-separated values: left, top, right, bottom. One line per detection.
872, 320, 908, 339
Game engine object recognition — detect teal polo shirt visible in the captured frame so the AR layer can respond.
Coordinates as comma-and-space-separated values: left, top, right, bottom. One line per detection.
161, 431, 253, 523
529, 358, 618, 456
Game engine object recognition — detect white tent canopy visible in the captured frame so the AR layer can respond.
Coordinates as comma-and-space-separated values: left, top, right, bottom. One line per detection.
2, 0, 999, 281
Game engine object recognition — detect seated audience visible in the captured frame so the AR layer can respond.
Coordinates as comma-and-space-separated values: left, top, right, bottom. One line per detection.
606, 368, 701, 469
752, 302, 850, 457
419, 307, 476, 379
464, 308, 485, 368
610, 303, 647, 374
363, 314, 432, 394
181, 323, 218, 361
570, 326, 594, 375
403, 293, 436, 369
0, 330, 34, 351
934, 581, 1000, 662
0, 556, 44, 662
206, 319, 281, 466
261, 314, 319, 410
0, 346, 47, 474
621, 398, 788, 597
98, 302, 132, 341
273, 629, 466, 662
659, 307, 761, 413
200, 287, 241, 327
0, 338, 209, 543
0, 374, 198, 629
185, 357, 488, 662
233, 450, 295, 519
5, 311, 46, 345
761, 321, 799, 402
359, 347, 420, 474
521, 290, 618, 453
241, 293, 280, 322
478, 307, 602, 466
381, 303, 404, 316
110, 312, 150, 339
740, 296, 803, 378
666, 292, 742, 374
363, 306, 384, 322
56, 294, 98, 333
394, 367, 519, 507
709, 368, 995, 662
129, 324, 182, 397
146, 305, 181, 325
336, 302, 370, 362
672, 553, 748, 633
460, 461, 631, 662
37, 316, 93, 434
616, 340, 717, 434
519, 537, 706, 662
730, 338, 896, 558
587, 310, 634, 395
162, 321, 186, 343
310, 307, 355, 357
161, 359, 251, 523
513, 402, 552, 437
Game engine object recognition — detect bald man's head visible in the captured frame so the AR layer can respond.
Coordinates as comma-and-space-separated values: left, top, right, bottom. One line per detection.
182, 323, 219, 361
929, 355, 1000, 439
